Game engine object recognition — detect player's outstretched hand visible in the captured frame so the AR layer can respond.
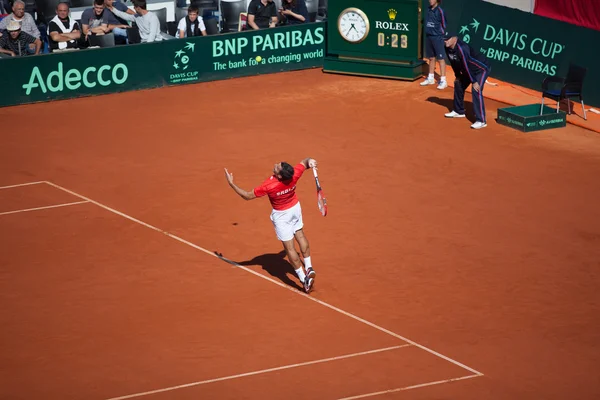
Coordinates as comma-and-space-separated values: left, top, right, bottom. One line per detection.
224, 168, 234, 185
308, 159, 318, 168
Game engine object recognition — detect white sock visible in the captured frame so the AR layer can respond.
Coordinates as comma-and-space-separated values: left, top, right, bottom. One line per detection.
304, 256, 313, 270
440, 76, 447, 82
295, 268, 306, 283
428, 73, 434, 80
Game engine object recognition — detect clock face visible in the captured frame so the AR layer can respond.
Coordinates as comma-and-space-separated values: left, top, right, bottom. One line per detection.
338, 8, 370, 43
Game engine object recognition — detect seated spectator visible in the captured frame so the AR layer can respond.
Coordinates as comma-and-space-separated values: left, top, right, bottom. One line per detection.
176, 5, 206, 38
0, 19, 41, 56
0, 0, 41, 43
106, 0, 163, 42
104, 0, 135, 44
81, 0, 110, 40
247, 0, 277, 30
48, 2, 84, 52
279, 0, 307, 25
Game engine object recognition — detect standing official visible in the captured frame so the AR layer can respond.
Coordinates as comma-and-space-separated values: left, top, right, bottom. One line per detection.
420, 0, 447, 90
443, 31, 492, 129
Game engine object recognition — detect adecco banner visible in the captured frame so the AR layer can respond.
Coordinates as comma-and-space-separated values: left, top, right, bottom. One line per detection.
445, 0, 600, 107
0, 22, 325, 108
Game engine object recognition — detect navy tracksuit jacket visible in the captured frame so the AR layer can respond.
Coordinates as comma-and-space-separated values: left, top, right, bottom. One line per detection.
446, 39, 492, 123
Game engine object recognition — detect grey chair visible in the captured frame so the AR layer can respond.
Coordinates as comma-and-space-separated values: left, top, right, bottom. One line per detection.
35, 0, 63, 23
220, 0, 245, 33
204, 17, 219, 35
127, 23, 142, 44
317, 0, 327, 20
89, 32, 115, 47
70, 0, 94, 7
151, 7, 168, 33
306, 0, 317, 22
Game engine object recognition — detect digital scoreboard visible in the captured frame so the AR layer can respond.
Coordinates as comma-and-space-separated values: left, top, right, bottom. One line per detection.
323, 0, 426, 80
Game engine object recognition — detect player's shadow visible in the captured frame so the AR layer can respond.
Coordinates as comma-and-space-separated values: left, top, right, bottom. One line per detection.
426, 96, 477, 123
237, 251, 303, 291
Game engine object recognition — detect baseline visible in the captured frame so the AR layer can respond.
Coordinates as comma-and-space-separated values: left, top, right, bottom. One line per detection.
0, 200, 90, 216
337, 374, 482, 400
106, 345, 412, 400
0, 181, 46, 190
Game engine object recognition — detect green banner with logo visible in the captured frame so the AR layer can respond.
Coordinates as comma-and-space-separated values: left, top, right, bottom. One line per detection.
0, 22, 325, 108
444, 0, 600, 107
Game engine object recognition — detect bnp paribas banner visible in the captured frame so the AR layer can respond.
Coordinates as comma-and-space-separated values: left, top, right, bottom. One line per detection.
451, 0, 599, 107
0, 22, 325, 108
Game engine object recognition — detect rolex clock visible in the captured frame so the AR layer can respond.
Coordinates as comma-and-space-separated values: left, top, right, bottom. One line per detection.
324, 0, 426, 80
338, 7, 370, 43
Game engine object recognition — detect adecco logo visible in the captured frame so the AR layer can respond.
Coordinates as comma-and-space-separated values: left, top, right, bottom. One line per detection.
22, 62, 129, 95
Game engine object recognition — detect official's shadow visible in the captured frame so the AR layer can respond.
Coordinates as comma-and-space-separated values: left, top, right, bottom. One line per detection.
237, 251, 303, 291
426, 96, 477, 123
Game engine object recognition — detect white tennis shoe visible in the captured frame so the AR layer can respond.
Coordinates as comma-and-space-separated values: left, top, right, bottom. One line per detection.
420, 78, 435, 86
304, 277, 314, 294
437, 81, 448, 90
471, 121, 488, 129
445, 111, 466, 118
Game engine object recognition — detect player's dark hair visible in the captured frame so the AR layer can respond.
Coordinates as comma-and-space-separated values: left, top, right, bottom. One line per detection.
133, 0, 147, 10
94, 0, 104, 6
188, 4, 199, 13
279, 162, 294, 181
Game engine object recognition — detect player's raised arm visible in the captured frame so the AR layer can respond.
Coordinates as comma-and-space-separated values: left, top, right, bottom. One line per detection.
224, 168, 257, 200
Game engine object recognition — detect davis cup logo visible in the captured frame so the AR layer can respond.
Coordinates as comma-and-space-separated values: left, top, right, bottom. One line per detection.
173, 42, 195, 70
170, 42, 200, 84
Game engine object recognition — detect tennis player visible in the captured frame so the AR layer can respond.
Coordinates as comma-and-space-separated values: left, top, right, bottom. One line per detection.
224, 157, 318, 293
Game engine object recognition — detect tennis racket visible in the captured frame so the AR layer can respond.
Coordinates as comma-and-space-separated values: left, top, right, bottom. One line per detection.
312, 167, 328, 217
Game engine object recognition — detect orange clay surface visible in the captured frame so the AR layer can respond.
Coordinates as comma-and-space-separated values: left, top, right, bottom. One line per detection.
1, 68, 600, 400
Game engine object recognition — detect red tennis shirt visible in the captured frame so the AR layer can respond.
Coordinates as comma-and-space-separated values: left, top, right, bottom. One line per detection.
253, 163, 306, 210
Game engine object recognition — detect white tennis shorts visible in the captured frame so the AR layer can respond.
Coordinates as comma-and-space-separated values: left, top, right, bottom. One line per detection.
270, 202, 304, 241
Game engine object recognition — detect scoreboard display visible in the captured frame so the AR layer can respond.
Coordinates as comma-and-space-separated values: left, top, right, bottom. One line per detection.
323, 0, 426, 80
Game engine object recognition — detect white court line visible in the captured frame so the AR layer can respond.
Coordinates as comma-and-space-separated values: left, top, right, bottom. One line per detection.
105, 345, 411, 400
44, 181, 484, 379
338, 374, 481, 400
0, 201, 90, 216
0, 181, 45, 190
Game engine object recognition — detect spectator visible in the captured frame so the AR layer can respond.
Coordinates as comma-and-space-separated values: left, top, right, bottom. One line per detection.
176, 4, 206, 38
106, 0, 163, 42
104, 0, 135, 44
0, 0, 40, 41
47, 2, 83, 52
247, 0, 277, 30
81, 0, 110, 39
0, 19, 41, 56
279, 0, 308, 25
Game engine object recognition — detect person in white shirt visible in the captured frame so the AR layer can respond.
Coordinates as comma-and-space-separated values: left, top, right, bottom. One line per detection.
106, 0, 163, 42
176, 5, 206, 38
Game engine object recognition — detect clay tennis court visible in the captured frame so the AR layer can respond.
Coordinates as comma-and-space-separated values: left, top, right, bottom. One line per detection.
1, 68, 600, 400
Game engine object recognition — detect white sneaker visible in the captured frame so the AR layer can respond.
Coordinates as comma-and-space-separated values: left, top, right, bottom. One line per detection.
445, 111, 466, 118
420, 78, 435, 86
471, 121, 487, 129
437, 81, 448, 90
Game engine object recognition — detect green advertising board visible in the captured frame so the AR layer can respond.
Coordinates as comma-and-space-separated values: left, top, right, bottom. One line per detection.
443, 0, 599, 107
323, 0, 426, 80
497, 104, 567, 132
0, 22, 325, 108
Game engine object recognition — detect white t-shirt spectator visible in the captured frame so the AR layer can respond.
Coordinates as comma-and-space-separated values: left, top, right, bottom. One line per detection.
176, 16, 206, 38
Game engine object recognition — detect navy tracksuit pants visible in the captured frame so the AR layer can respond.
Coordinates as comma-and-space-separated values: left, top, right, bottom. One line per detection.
454, 69, 491, 123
